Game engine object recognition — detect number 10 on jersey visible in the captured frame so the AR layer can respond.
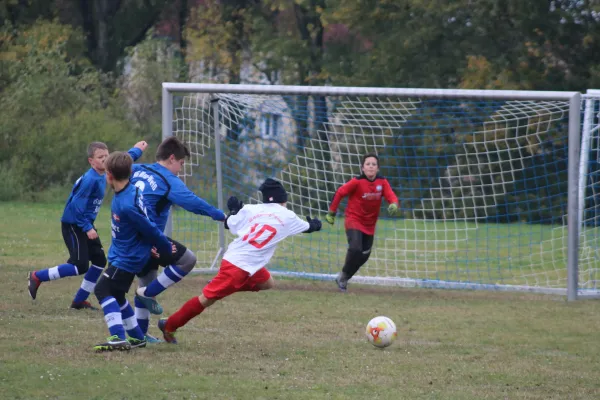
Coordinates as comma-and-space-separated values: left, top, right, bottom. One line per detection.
242, 224, 277, 249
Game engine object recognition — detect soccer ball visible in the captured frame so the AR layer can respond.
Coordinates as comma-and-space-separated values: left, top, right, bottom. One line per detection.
366, 316, 397, 348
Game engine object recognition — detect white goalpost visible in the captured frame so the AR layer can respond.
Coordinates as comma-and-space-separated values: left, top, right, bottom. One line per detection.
162, 83, 597, 300
577, 90, 600, 298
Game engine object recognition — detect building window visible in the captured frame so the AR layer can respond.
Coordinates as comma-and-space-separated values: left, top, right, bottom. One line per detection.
261, 114, 280, 138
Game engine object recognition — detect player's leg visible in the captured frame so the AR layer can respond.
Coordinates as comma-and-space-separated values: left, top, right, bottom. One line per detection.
239, 267, 274, 292
93, 266, 132, 352
117, 295, 146, 349
133, 258, 163, 315
336, 229, 364, 291
158, 260, 248, 343
134, 267, 161, 342
137, 240, 196, 298
28, 223, 90, 300
71, 236, 106, 310
344, 231, 374, 281
358, 233, 375, 268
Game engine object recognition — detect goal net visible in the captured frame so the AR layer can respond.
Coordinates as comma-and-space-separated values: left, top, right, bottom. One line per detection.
164, 84, 591, 296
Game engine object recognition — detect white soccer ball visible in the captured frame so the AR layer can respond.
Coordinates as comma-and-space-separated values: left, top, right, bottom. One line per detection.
366, 316, 397, 348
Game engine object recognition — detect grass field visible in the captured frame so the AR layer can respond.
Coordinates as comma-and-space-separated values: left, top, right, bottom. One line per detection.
2, 202, 600, 399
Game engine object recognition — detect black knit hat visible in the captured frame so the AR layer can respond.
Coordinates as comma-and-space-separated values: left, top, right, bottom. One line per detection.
259, 178, 288, 203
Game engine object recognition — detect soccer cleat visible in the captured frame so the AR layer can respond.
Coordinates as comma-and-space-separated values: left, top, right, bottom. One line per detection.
335, 275, 348, 293
157, 318, 177, 344
127, 337, 147, 349
93, 335, 131, 352
70, 301, 99, 311
28, 271, 41, 300
135, 287, 163, 315
145, 334, 163, 344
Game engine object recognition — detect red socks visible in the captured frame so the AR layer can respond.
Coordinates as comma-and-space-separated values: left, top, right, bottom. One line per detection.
166, 296, 205, 331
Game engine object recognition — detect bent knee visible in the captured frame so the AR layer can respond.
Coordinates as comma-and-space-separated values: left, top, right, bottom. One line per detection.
94, 278, 110, 302
91, 255, 107, 269
177, 250, 197, 274
74, 262, 89, 274
257, 277, 275, 291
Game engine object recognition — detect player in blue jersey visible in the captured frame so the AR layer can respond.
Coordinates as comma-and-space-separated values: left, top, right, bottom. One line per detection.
128, 137, 226, 341
27, 140, 148, 309
93, 151, 174, 352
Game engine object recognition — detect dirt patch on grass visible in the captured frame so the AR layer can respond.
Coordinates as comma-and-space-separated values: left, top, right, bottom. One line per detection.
185, 273, 562, 302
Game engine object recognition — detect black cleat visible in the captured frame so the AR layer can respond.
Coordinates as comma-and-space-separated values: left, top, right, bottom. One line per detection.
127, 337, 147, 349
335, 276, 348, 293
93, 335, 131, 352
28, 271, 41, 300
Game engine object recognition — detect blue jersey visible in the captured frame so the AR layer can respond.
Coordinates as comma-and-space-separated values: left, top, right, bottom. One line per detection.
130, 162, 225, 232
108, 183, 171, 273
61, 147, 143, 232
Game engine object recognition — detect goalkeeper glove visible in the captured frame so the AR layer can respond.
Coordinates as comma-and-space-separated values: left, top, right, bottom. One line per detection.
387, 203, 399, 216
325, 211, 336, 225
227, 196, 244, 215
305, 216, 322, 233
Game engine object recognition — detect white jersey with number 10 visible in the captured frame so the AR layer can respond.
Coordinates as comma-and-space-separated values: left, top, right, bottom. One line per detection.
223, 203, 310, 275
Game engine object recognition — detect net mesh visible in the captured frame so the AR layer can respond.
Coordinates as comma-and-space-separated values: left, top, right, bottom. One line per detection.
167, 90, 596, 293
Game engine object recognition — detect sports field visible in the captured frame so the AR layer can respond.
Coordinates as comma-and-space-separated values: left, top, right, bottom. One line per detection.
2, 202, 600, 399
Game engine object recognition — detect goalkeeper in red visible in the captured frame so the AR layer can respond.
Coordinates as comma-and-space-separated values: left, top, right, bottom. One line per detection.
157, 178, 322, 343
325, 153, 399, 292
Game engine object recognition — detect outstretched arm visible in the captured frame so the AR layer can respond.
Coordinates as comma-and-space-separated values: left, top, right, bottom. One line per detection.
304, 216, 322, 233
224, 196, 244, 230
329, 179, 359, 213
382, 179, 398, 205
169, 180, 226, 221
382, 179, 399, 216
326, 179, 359, 224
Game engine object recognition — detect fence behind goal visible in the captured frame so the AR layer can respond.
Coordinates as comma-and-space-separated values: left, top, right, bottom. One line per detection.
162, 84, 596, 299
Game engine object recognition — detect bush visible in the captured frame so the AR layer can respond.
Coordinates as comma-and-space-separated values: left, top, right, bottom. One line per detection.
0, 20, 144, 199
0, 163, 25, 201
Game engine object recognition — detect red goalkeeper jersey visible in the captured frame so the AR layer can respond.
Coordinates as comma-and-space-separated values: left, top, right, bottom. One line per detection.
329, 175, 399, 235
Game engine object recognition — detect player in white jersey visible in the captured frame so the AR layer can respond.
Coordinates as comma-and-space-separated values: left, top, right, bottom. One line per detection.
157, 178, 322, 343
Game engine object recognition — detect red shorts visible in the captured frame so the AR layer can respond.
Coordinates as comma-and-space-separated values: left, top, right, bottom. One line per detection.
202, 260, 271, 300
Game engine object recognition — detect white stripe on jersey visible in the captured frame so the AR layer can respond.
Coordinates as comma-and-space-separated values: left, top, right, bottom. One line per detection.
223, 203, 309, 275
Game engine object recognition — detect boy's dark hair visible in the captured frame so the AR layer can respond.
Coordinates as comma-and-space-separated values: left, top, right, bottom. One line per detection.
105, 151, 133, 181
362, 153, 379, 166
88, 142, 108, 158
156, 137, 191, 161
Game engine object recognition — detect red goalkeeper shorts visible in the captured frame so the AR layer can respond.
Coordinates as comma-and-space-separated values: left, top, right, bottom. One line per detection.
202, 259, 271, 300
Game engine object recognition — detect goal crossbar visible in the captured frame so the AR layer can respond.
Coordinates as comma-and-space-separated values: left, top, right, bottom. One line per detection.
163, 82, 578, 100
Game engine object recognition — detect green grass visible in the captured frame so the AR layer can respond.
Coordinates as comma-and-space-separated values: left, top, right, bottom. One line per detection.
2, 202, 600, 399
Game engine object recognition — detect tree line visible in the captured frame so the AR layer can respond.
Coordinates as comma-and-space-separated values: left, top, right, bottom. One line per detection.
1, 0, 599, 207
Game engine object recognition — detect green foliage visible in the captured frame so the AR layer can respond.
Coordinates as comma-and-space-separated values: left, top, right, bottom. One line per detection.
0, 20, 142, 199
120, 32, 186, 133
323, 0, 600, 90
0, 162, 25, 201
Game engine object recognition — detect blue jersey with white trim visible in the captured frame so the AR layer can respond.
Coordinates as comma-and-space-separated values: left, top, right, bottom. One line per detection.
108, 183, 171, 273
130, 162, 226, 232
61, 168, 105, 232
61, 147, 143, 232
